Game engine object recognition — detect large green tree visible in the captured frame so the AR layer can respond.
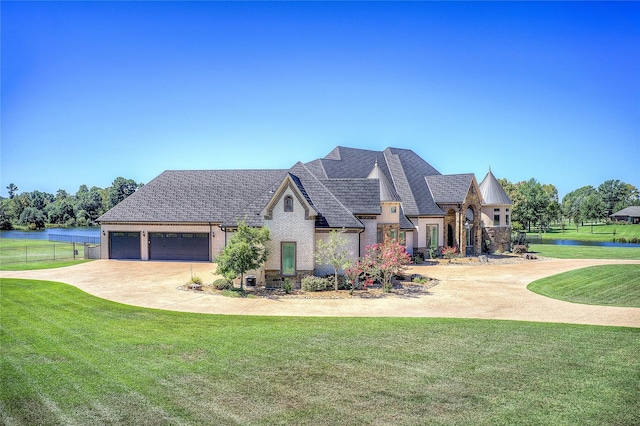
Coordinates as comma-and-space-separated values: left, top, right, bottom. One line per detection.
562, 186, 595, 229
215, 221, 270, 291
598, 180, 640, 215
107, 177, 141, 210
514, 179, 551, 232
581, 193, 607, 233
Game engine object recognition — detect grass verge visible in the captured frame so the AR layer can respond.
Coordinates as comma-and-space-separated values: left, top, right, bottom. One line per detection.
1, 278, 639, 425
0, 238, 95, 270
529, 243, 640, 260
528, 265, 640, 308
0, 259, 93, 271
530, 222, 640, 242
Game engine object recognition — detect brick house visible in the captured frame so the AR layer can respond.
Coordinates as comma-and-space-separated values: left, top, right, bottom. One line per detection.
98, 146, 512, 284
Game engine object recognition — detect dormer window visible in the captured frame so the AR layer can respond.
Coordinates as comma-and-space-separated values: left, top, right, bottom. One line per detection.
284, 195, 293, 212
390, 206, 397, 214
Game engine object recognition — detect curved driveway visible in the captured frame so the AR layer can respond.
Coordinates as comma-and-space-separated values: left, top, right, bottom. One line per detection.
2, 259, 639, 327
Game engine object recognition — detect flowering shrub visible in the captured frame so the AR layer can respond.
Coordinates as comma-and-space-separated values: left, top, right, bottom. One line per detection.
353, 241, 411, 292
441, 246, 459, 259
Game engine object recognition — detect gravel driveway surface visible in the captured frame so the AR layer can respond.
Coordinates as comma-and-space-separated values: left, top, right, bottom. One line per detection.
2, 258, 639, 327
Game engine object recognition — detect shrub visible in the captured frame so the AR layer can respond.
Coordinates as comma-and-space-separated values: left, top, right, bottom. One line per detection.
189, 276, 203, 285
282, 278, 292, 294
301, 276, 330, 292
213, 278, 233, 290
631, 237, 638, 244
513, 245, 528, 254
412, 275, 428, 284
618, 237, 627, 243
441, 246, 459, 259
326, 274, 348, 290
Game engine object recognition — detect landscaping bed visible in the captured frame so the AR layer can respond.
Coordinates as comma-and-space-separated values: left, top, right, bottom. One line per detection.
180, 277, 440, 299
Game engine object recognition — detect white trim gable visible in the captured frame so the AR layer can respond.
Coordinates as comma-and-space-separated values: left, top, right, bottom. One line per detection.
263, 175, 317, 221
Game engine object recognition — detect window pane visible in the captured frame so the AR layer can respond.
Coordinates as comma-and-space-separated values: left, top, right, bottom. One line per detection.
426, 225, 438, 248
282, 243, 296, 275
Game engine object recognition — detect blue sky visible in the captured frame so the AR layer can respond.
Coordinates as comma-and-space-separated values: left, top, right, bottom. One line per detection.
2, 1, 638, 200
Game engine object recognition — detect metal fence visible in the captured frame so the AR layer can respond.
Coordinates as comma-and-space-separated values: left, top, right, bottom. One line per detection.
0, 236, 101, 264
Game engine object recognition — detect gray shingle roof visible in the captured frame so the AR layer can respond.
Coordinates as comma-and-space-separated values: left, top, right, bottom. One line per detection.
99, 145, 482, 229
367, 161, 401, 202
479, 170, 512, 205
610, 206, 640, 218
306, 146, 444, 216
97, 169, 288, 224
425, 174, 475, 204
288, 162, 365, 229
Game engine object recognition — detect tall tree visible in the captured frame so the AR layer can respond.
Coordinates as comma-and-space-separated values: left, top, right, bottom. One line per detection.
6, 183, 18, 199
562, 186, 595, 229
215, 220, 270, 291
107, 177, 140, 209
514, 179, 549, 232
315, 229, 352, 291
581, 193, 607, 233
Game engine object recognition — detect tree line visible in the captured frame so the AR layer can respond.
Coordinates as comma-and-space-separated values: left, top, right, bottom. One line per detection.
0, 177, 143, 230
1, 175, 638, 233
498, 178, 640, 232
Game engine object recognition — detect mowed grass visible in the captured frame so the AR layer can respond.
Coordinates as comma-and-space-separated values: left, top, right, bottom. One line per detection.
534, 223, 640, 242
2, 279, 639, 425
0, 238, 92, 270
529, 243, 640, 260
528, 265, 640, 308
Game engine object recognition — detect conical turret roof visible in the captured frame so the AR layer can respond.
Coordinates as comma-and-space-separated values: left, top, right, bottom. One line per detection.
367, 161, 401, 202
479, 170, 512, 205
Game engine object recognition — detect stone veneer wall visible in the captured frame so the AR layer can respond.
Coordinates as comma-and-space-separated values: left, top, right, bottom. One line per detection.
482, 227, 512, 253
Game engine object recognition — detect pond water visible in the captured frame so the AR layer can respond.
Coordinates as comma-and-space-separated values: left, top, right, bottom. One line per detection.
539, 239, 640, 248
0, 227, 100, 242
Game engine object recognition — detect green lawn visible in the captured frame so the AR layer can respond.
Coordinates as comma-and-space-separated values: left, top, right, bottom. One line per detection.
2, 278, 639, 425
0, 238, 93, 270
529, 243, 640, 260
528, 265, 640, 308
530, 222, 640, 242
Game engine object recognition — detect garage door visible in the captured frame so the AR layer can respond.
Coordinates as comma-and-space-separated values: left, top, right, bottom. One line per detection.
109, 232, 141, 260
149, 233, 210, 261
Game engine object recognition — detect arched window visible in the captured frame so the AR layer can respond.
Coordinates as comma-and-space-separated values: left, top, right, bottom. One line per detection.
284, 195, 293, 212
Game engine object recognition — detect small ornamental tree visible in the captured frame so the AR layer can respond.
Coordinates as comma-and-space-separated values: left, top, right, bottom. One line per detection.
215, 220, 270, 290
358, 240, 411, 292
315, 229, 352, 291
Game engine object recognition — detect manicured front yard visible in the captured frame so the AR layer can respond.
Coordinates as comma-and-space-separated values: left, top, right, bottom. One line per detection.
529, 243, 640, 260
527, 265, 640, 308
2, 278, 639, 425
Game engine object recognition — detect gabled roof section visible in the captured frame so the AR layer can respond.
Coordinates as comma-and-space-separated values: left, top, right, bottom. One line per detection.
306, 146, 444, 216
287, 162, 365, 229
367, 161, 401, 202
260, 173, 319, 225
479, 170, 512, 205
97, 169, 288, 224
320, 179, 381, 215
425, 174, 476, 204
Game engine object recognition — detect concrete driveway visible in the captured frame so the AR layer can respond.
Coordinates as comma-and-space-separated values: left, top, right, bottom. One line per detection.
1, 258, 639, 327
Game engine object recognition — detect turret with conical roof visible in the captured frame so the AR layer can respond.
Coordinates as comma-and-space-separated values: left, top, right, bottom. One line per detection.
479, 169, 513, 252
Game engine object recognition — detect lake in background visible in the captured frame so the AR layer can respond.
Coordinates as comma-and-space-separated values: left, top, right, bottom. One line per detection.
539, 239, 640, 248
0, 227, 100, 244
